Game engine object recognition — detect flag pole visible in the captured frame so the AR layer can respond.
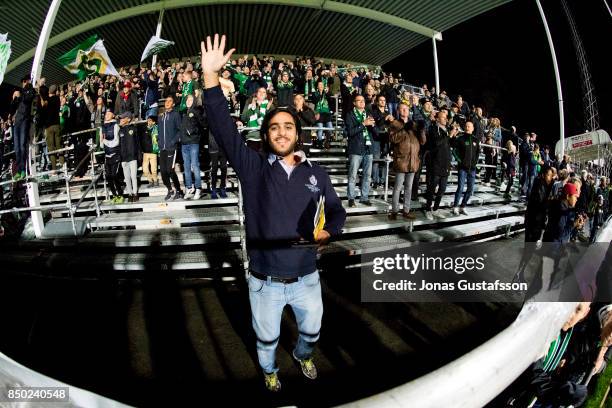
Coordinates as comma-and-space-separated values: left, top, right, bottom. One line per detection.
32, 0, 62, 83
151, 8, 165, 69
28, 0, 62, 239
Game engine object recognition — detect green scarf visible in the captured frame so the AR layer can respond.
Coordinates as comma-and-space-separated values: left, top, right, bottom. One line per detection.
315, 92, 330, 114
180, 80, 194, 112
148, 124, 159, 154
263, 72, 272, 87
304, 79, 313, 96
247, 100, 269, 128
277, 80, 293, 89
533, 151, 542, 173
353, 108, 371, 146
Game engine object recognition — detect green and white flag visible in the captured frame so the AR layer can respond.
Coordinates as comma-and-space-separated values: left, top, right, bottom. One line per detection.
140, 35, 174, 62
0, 33, 12, 86
58, 35, 119, 80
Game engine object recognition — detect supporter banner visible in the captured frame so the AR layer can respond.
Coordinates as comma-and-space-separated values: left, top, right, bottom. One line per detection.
0, 33, 11, 86
57, 35, 119, 80
140, 35, 174, 62
359, 242, 611, 303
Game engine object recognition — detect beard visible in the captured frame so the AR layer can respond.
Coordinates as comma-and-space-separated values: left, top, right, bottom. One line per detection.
268, 136, 298, 157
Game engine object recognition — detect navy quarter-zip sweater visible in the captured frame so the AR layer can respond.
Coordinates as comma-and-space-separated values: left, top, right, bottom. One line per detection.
204, 85, 346, 278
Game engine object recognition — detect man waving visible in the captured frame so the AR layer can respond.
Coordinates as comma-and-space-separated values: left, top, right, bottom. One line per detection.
201, 34, 346, 392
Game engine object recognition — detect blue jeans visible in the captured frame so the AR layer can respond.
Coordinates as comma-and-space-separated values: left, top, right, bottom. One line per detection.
454, 169, 476, 207
248, 271, 323, 374
520, 163, 530, 195
145, 106, 159, 119
13, 121, 30, 172
181, 143, 201, 189
371, 140, 389, 185
348, 153, 373, 201
387, 102, 398, 118
316, 121, 332, 141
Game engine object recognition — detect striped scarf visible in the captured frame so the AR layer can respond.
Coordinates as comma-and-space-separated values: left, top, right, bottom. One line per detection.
277, 80, 293, 89
353, 108, 371, 146
541, 328, 573, 372
315, 92, 330, 114
263, 72, 272, 88
247, 100, 269, 128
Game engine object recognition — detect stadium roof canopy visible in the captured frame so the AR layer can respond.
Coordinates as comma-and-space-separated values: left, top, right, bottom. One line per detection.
1, 0, 511, 86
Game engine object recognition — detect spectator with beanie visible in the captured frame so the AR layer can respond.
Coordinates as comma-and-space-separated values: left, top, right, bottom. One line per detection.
345, 94, 375, 207
451, 120, 480, 215
100, 111, 124, 204
141, 114, 159, 188
118, 112, 140, 202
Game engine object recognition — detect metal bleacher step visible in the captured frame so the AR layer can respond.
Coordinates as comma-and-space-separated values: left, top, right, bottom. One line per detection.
84, 206, 240, 230
341, 203, 524, 234
51, 192, 240, 216
5, 213, 524, 273
323, 215, 525, 256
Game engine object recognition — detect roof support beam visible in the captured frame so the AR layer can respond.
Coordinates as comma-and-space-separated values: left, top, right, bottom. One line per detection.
7, 0, 442, 74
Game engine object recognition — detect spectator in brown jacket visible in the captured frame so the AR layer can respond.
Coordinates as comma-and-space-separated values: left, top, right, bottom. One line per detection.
389, 103, 425, 220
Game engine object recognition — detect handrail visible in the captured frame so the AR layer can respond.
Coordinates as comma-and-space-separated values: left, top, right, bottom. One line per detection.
72, 172, 103, 213
67, 143, 96, 183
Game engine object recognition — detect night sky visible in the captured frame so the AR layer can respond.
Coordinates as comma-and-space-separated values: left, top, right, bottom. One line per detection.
384, 0, 611, 150
1, 0, 610, 151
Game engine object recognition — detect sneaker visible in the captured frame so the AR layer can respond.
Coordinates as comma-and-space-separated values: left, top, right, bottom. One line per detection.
264, 372, 281, 392
402, 211, 416, 220
173, 190, 184, 200
164, 190, 174, 201
434, 210, 447, 219
219, 188, 227, 198
128, 195, 134, 203
425, 210, 434, 221
292, 351, 318, 380
184, 187, 195, 200
459, 207, 468, 215
193, 188, 201, 200
348, 199, 355, 208
388, 212, 398, 221
210, 188, 218, 199
115, 195, 125, 204
451, 207, 460, 216
133, 194, 139, 203
360, 200, 372, 206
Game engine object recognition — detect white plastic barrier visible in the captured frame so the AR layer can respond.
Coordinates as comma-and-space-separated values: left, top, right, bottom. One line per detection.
0, 351, 131, 408
338, 301, 578, 408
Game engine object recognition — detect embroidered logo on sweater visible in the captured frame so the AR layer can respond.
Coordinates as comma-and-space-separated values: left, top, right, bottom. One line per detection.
305, 175, 320, 193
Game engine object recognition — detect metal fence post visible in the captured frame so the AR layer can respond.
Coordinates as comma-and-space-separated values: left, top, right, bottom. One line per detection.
383, 157, 391, 203
90, 149, 101, 218
237, 180, 249, 272
64, 162, 76, 236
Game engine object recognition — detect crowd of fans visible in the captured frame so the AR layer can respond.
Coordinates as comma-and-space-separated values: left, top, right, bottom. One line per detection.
1, 53, 610, 221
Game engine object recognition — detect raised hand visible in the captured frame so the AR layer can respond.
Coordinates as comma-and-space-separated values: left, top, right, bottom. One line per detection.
201, 34, 235, 75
